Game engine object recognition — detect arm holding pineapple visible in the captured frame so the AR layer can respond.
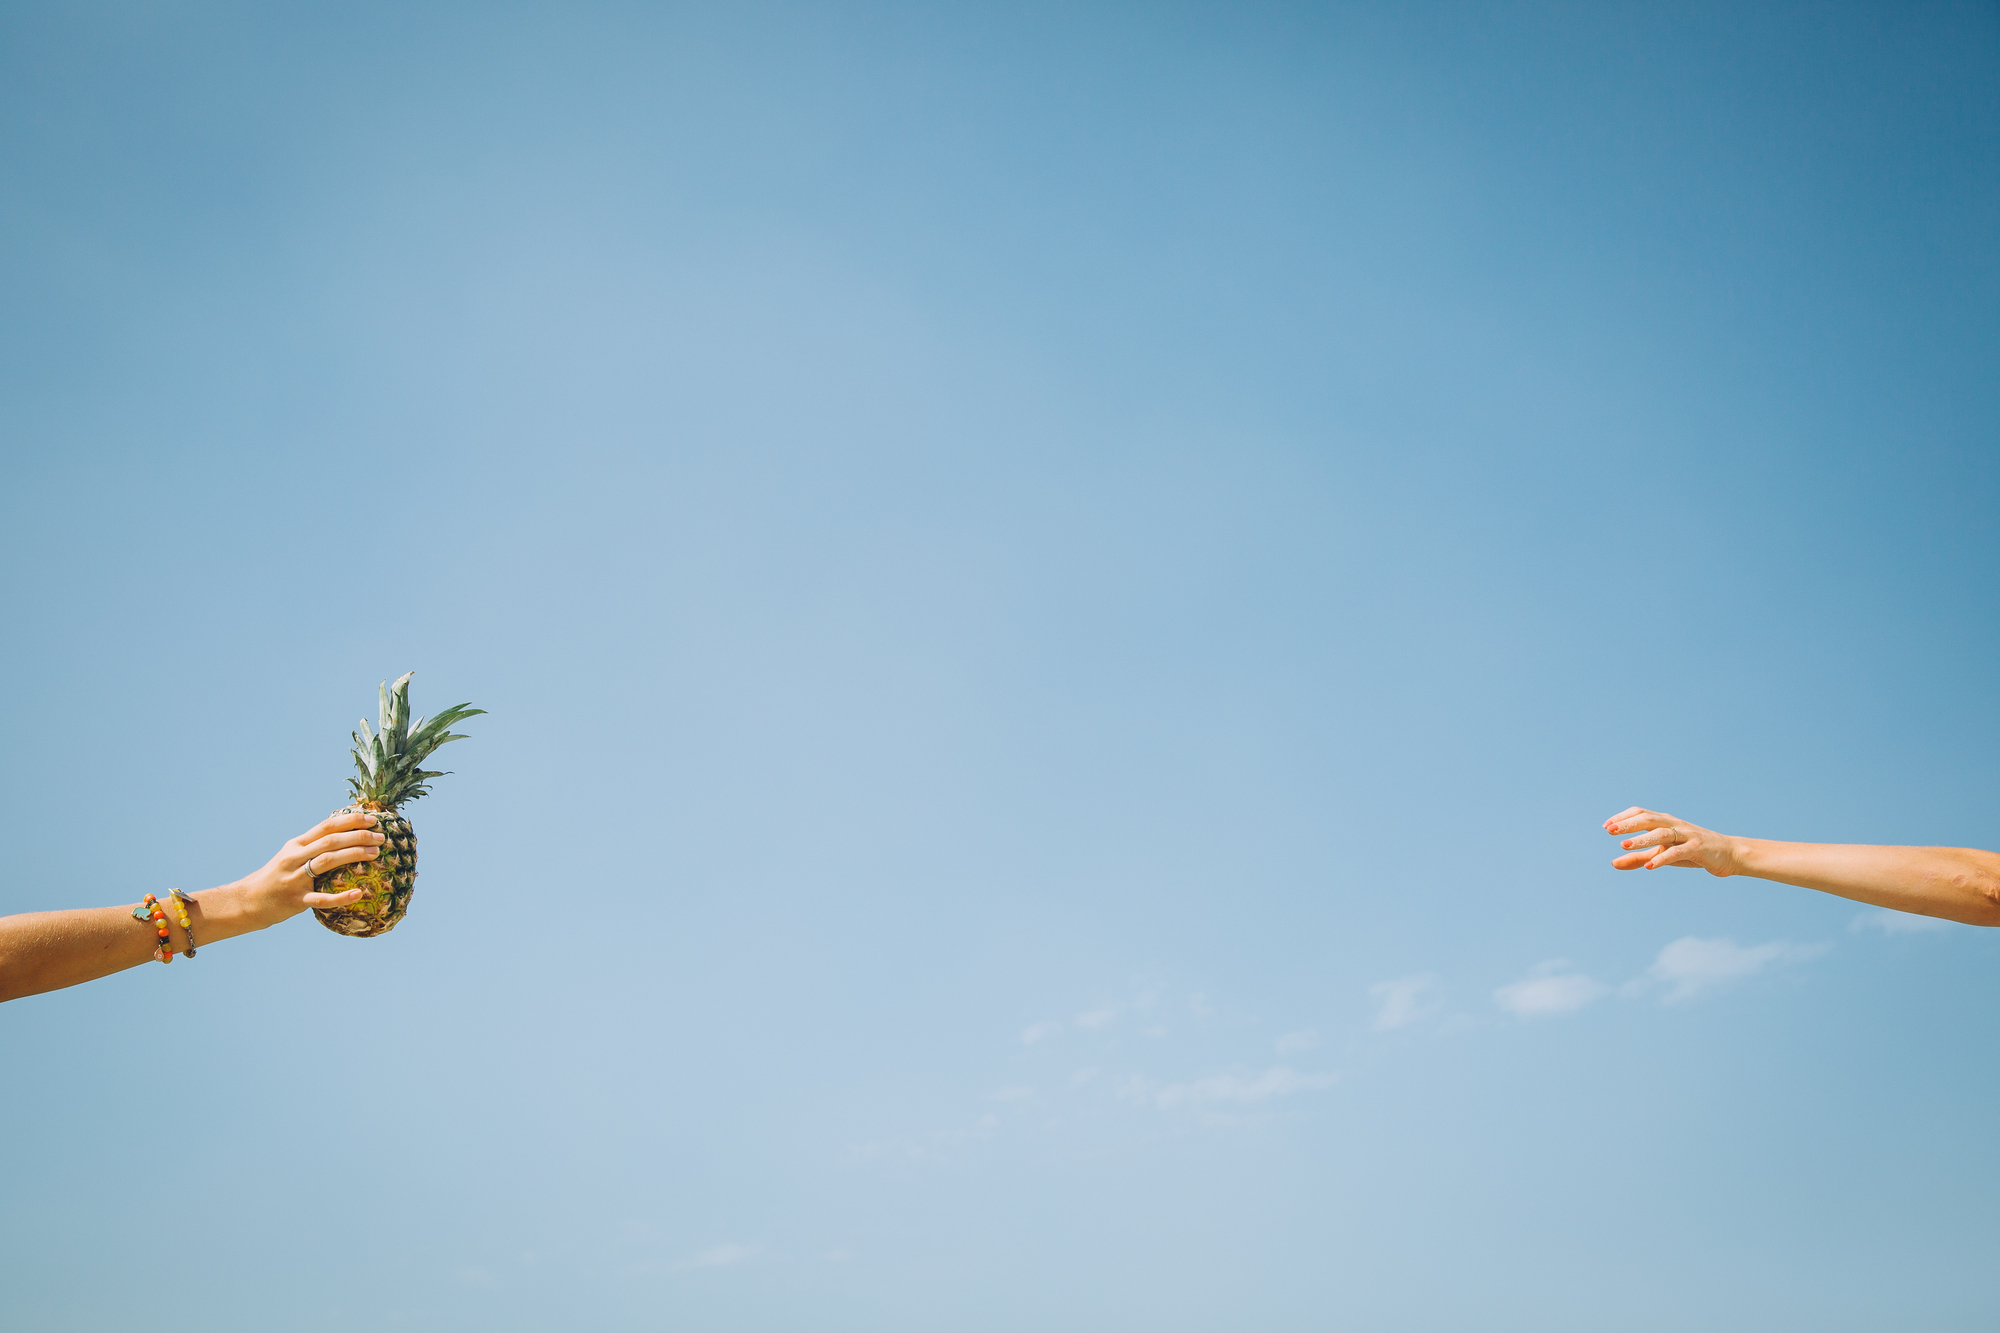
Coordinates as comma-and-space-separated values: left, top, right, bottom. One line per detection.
1604, 806, 2000, 926
0, 812, 387, 1003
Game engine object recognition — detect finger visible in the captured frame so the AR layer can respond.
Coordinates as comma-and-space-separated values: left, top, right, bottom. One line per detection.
296, 810, 381, 847
1619, 827, 1682, 851
285, 827, 384, 875
303, 886, 367, 908
1606, 809, 1678, 835
301, 845, 381, 877
1646, 840, 1700, 870
1611, 850, 1655, 870
304, 829, 388, 860
1603, 807, 1645, 828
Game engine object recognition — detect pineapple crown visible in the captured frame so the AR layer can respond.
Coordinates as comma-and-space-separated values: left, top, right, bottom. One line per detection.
348, 671, 485, 810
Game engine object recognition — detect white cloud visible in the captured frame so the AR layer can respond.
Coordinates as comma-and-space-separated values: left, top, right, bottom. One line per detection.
1633, 936, 1825, 1003
1149, 1066, 1335, 1110
673, 1244, 757, 1271
1022, 983, 1174, 1045
1369, 974, 1443, 1030
1275, 1029, 1319, 1055
1494, 961, 1607, 1018
1850, 908, 1955, 935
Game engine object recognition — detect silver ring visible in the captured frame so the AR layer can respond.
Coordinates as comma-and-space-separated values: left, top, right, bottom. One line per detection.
304, 854, 320, 877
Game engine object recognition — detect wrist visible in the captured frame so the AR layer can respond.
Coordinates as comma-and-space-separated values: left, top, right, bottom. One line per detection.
192, 881, 284, 942
1720, 836, 1758, 878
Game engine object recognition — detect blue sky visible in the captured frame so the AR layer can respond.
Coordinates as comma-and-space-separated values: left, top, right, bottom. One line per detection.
3, 3, 1998, 1329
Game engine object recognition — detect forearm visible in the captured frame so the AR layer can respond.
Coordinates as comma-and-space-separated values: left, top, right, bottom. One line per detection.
0, 882, 281, 1004
1729, 839, 2000, 927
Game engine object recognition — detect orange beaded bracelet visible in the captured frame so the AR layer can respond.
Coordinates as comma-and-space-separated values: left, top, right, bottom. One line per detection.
133, 893, 172, 963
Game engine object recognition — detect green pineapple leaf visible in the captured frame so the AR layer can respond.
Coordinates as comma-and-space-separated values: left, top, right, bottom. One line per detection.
347, 673, 483, 809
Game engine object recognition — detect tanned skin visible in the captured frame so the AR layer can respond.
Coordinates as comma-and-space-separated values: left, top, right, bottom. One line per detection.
1606, 807, 2000, 927
0, 812, 384, 1003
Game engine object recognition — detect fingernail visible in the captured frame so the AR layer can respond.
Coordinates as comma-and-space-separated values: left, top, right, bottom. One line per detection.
373, 833, 386, 842
365, 814, 379, 825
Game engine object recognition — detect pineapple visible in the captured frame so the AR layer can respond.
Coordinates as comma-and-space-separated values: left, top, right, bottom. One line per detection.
312, 672, 484, 937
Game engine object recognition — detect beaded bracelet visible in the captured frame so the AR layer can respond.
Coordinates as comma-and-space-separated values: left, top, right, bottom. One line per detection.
132, 892, 197, 963
167, 888, 198, 958
131, 893, 174, 963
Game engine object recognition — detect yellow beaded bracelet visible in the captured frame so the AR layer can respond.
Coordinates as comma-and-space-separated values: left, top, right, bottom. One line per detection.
167, 888, 198, 958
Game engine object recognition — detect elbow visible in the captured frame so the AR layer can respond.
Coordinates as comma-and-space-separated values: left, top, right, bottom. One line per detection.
1958, 864, 2000, 928
1976, 880, 2000, 929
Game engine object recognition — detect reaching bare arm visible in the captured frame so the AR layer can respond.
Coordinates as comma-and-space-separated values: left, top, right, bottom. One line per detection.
0, 812, 386, 1003
1603, 807, 2000, 928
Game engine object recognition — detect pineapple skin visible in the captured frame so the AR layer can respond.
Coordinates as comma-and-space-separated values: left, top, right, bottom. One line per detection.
310, 805, 418, 937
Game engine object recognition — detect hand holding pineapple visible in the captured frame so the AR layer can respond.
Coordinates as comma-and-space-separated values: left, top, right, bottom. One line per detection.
1, 812, 387, 1002
237, 809, 389, 922
0, 672, 481, 1002
141, 810, 397, 939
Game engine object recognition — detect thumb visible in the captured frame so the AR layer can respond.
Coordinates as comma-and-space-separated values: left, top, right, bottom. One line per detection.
303, 887, 366, 907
